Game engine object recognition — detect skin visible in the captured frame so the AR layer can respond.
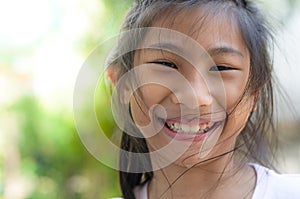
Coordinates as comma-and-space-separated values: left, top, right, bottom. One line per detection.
112, 6, 257, 199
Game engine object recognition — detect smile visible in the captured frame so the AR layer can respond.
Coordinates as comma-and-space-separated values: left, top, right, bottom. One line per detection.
158, 117, 224, 141
165, 121, 213, 134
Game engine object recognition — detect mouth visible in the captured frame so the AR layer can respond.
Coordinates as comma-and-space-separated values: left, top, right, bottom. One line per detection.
157, 117, 224, 142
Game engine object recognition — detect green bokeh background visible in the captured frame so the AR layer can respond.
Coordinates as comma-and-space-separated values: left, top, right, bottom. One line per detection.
1, 0, 132, 198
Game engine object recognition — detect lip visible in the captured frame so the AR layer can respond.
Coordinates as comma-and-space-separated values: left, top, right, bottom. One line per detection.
157, 117, 225, 142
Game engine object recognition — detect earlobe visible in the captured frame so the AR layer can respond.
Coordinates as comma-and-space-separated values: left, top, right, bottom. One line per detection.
250, 94, 258, 112
106, 64, 119, 87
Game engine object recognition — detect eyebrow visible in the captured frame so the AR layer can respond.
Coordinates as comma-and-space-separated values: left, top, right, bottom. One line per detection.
146, 43, 244, 58
147, 43, 186, 55
208, 46, 244, 57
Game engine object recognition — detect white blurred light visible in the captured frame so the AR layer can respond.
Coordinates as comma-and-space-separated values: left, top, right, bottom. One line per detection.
0, 0, 53, 47
274, 10, 300, 119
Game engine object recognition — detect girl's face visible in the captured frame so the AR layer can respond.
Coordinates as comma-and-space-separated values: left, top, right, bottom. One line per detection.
128, 7, 253, 167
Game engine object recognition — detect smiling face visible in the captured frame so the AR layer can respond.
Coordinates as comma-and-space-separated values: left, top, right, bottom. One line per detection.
127, 6, 254, 167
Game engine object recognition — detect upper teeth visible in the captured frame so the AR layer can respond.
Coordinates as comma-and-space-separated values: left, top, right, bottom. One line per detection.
166, 122, 211, 134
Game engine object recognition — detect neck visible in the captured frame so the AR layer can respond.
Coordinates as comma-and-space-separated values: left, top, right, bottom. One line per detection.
148, 154, 255, 199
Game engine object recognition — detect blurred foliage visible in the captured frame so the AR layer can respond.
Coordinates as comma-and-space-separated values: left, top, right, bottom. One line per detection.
10, 95, 121, 198
2, 0, 133, 198
80, 0, 133, 55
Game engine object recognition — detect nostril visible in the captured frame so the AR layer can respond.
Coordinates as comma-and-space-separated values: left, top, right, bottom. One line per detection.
199, 93, 213, 107
170, 92, 180, 104
200, 92, 213, 106
169, 88, 213, 109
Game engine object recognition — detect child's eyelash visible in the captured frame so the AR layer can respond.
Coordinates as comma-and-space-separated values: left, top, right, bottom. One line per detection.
150, 61, 178, 69
209, 65, 236, 71
150, 61, 236, 72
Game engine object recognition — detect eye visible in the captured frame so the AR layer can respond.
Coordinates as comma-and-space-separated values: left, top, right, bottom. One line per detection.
209, 65, 236, 71
150, 61, 178, 69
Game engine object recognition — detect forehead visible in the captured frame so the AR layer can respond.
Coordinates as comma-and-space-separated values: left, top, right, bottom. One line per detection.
145, 5, 249, 57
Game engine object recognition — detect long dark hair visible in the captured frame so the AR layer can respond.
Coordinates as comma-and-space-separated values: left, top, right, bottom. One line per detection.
109, 0, 277, 198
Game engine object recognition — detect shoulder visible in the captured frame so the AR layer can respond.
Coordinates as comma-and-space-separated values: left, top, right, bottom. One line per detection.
111, 182, 148, 199
251, 163, 300, 199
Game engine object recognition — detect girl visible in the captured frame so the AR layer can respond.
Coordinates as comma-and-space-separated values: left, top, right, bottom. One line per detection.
106, 0, 300, 198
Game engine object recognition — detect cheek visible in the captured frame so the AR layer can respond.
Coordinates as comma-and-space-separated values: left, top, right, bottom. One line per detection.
130, 84, 169, 126
223, 77, 249, 112
137, 84, 170, 107
221, 78, 252, 136
222, 96, 253, 139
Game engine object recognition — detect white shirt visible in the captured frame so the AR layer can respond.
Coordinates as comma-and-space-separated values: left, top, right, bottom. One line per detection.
251, 164, 300, 199
113, 163, 300, 199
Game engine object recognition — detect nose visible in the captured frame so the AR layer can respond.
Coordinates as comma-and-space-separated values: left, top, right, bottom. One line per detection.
171, 70, 213, 109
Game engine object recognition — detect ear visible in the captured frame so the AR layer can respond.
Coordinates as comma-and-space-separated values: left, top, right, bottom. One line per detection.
106, 64, 119, 87
106, 64, 131, 104
250, 92, 259, 112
